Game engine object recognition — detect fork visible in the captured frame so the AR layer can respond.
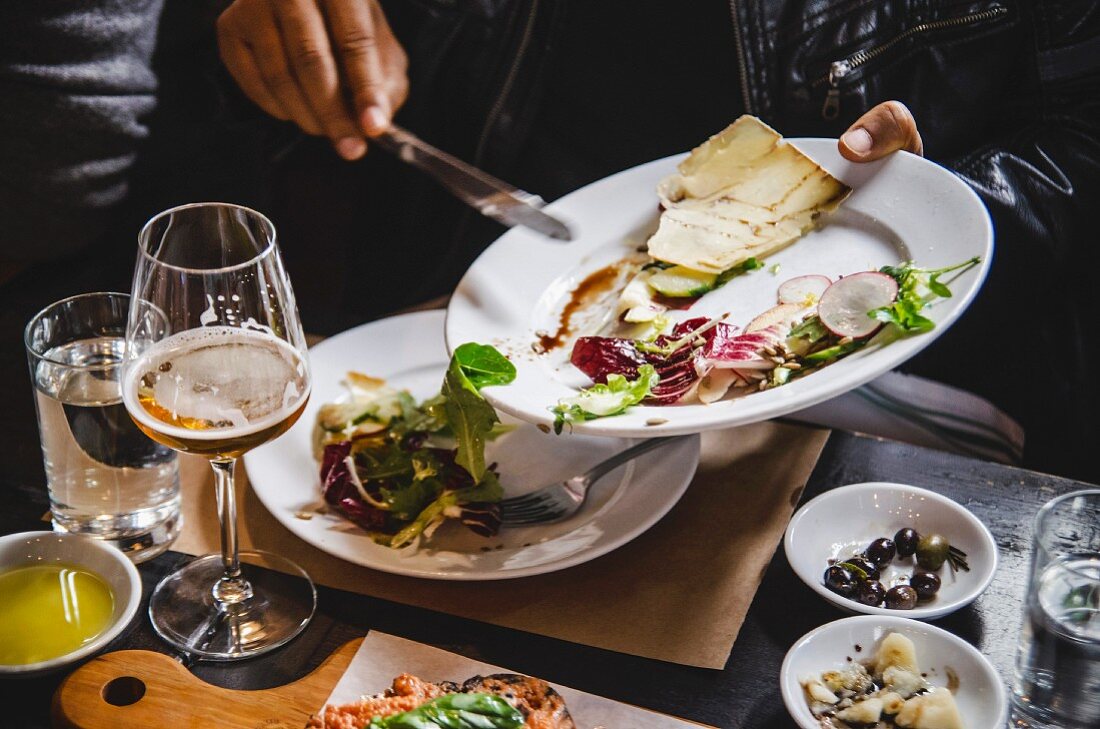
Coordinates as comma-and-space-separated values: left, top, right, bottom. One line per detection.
500, 436, 688, 526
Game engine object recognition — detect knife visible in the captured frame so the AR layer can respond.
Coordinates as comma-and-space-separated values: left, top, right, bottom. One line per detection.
373, 125, 574, 241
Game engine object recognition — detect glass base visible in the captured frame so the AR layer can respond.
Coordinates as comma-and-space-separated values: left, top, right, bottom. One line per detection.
53, 498, 181, 564
149, 550, 316, 661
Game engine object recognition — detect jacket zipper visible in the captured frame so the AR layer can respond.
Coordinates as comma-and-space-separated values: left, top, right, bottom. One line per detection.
727, 0, 754, 114
473, 0, 541, 166
816, 3, 1008, 120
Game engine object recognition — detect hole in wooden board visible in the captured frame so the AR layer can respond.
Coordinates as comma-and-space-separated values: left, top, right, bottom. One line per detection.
102, 676, 146, 706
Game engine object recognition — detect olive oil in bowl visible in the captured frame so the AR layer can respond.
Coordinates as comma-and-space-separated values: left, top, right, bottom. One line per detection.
0, 564, 114, 666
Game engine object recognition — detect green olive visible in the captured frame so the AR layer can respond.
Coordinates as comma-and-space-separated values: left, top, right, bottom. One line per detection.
916, 533, 950, 571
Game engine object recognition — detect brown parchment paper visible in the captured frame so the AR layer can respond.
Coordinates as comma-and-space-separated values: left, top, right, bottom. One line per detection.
172, 421, 828, 669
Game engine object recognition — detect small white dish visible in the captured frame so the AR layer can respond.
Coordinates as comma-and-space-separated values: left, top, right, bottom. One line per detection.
780, 615, 1007, 729
784, 482, 997, 619
0, 531, 141, 677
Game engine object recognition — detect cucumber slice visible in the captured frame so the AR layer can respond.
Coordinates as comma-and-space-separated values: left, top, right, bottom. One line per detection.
647, 266, 718, 298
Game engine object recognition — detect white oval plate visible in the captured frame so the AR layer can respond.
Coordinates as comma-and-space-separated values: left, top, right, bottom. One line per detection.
781, 615, 1007, 729
784, 482, 998, 619
245, 310, 700, 580
446, 140, 993, 436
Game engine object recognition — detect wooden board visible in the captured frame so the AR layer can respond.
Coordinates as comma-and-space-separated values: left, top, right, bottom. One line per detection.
52, 639, 362, 729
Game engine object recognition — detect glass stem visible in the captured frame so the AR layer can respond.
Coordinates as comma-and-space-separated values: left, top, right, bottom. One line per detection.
210, 458, 252, 605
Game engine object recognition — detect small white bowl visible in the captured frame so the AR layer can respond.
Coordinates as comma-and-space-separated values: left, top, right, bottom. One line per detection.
784, 482, 997, 619
0, 531, 141, 677
781, 615, 1007, 729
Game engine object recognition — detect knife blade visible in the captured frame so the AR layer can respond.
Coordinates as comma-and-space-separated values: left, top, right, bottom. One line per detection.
373, 125, 574, 241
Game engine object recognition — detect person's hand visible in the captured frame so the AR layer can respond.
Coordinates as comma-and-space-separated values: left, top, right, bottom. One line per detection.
838, 101, 923, 161
217, 0, 408, 160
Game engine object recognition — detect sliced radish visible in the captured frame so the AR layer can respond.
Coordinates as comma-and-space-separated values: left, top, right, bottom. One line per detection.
778, 275, 832, 305
817, 272, 898, 339
746, 302, 804, 333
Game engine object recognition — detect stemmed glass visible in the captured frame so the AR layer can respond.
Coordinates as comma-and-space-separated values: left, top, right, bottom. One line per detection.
121, 203, 315, 660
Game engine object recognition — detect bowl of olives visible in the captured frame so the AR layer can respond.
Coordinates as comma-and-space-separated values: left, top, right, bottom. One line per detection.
784, 482, 998, 619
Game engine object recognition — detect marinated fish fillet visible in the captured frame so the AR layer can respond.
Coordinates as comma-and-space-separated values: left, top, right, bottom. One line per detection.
649, 115, 850, 273
309, 672, 576, 729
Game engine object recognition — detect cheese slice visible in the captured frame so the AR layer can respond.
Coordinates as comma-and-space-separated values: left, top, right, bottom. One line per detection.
648, 115, 850, 272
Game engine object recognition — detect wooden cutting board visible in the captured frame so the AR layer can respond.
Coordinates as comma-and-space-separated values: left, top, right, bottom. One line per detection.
52, 638, 362, 729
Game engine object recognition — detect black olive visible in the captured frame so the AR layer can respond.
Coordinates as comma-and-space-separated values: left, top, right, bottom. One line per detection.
856, 580, 886, 607
824, 565, 857, 597
894, 528, 920, 558
910, 572, 942, 600
865, 538, 896, 568
885, 585, 918, 610
841, 556, 881, 582
917, 533, 951, 571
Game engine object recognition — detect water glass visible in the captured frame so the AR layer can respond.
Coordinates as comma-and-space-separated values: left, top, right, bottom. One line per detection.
25, 292, 180, 562
1012, 489, 1100, 728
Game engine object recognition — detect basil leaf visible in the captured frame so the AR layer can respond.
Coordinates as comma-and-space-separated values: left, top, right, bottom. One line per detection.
368, 693, 524, 729
453, 343, 517, 390
551, 364, 659, 434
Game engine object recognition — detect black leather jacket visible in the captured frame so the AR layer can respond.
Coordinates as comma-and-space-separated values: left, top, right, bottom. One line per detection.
271, 0, 1100, 478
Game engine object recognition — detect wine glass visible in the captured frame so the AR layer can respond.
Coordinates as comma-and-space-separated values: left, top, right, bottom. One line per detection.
121, 202, 315, 660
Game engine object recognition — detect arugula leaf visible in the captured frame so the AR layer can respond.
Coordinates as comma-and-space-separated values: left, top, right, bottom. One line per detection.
453, 469, 504, 504
551, 364, 659, 434
367, 693, 524, 729
440, 344, 516, 482
354, 445, 414, 480
871, 257, 980, 334
453, 343, 517, 390
381, 477, 444, 520
441, 368, 497, 482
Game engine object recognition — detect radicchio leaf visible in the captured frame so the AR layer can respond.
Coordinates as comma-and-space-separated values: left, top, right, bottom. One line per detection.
320, 441, 354, 506
700, 325, 785, 370
338, 496, 388, 532
571, 336, 649, 383
321, 441, 389, 531
460, 502, 502, 537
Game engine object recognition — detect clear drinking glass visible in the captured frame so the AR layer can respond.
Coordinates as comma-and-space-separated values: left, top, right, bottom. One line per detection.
1012, 489, 1100, 728
25, 292, 180, 562
122, 203, 315, 660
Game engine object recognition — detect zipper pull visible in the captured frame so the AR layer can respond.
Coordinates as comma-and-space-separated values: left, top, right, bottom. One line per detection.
821, 60, 851, 121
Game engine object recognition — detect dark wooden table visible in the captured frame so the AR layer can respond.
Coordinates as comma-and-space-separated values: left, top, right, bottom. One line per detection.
1, 259, 1094, 727
1, 429, 1093, 729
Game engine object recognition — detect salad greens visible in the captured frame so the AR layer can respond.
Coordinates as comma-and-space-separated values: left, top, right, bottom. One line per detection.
316, 343, 515, 549
553, 256, 981, 427
551, 364, 658, 433
367, 693, 524, 729
441, 344, 515, 482
871, 257, 980, 333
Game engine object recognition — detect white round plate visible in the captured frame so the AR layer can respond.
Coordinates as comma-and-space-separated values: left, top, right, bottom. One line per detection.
446, 140, 993, 436
781, 615, 1007, 729
784, 482, 998, 619
245, 310, 700, 580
